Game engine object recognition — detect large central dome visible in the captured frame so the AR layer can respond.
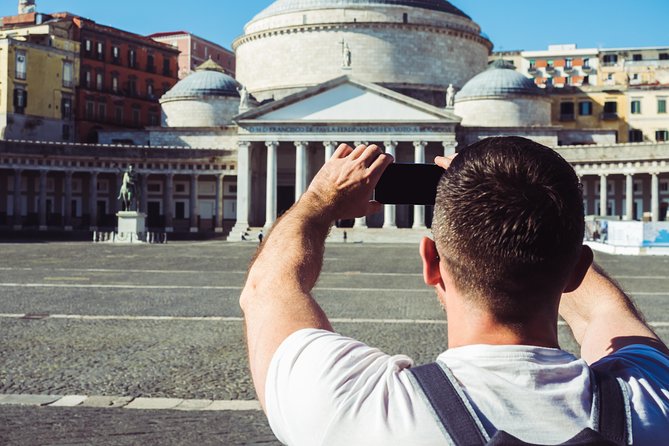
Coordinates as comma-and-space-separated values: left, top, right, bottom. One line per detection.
253, 0, 470, 20
235, 0, 491, 106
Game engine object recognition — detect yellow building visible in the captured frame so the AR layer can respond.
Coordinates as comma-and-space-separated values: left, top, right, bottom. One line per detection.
549, 86, 628, 144
0, 24, 79, 141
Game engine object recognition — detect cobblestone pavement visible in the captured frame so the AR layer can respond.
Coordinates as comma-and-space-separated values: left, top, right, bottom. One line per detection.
0, 242, 667, 445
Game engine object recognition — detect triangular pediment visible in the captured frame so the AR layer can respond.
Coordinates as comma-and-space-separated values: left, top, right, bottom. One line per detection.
236, 76, 460, 124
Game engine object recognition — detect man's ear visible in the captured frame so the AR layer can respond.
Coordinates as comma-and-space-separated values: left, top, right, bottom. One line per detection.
419, 237, 442, 286
563, 245, 594, 293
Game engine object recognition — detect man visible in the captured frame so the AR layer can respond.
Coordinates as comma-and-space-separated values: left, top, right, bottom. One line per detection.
240, 137, 668, 445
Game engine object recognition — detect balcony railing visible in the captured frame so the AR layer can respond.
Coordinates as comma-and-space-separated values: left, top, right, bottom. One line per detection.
601, 112, 619, 121
559, 114, 575, 122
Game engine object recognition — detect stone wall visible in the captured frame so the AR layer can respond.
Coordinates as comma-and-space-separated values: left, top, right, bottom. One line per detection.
455, 96, 552, 127
0, 113, 73, 142
161, 96, 240, 127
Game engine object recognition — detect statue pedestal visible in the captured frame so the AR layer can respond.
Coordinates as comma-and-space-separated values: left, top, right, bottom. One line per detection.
116, 211, 147, 243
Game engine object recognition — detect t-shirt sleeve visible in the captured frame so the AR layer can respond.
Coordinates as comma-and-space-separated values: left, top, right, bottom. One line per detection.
264, 328, 418, 446
591, 344, 669, 441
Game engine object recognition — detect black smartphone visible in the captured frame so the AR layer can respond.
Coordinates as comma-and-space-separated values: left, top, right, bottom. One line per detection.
374, 163, 444, 205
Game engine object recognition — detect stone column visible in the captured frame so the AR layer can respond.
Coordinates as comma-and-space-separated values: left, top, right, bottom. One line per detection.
625, 174, 634, 221
651, 172, 660, 222
164, 173, 174, 232
324, 141, 338, 162
265, 141, 279, 230
599, 173, 608, 217
413, 141, 427, 229
383, 141, 398, 229
64, 171, 73, 231
215, 173, 224, 233
140, 173, 148, 215
232, 141, 252, 234
189, 173, 199, 232
12, 169, 22, 230
90, 171, 99, 230
38, 170, 48, 231
294, 141, 308, 201
442, 139, 457, 156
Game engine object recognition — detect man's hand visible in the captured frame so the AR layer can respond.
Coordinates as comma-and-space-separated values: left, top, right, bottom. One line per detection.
303, 143, 393, 224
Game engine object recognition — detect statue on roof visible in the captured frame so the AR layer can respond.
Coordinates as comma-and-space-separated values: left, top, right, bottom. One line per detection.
446, 84, 456, 108
238, 85, 250, 112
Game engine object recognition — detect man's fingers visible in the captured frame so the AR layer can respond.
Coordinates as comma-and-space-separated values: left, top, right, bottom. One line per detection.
360, 144, 383, 167
333, 144, 353, 159
368, 152, 394, 183
435, 154, 457, 170
365, 200, 383, 216
350, 144, 369, 160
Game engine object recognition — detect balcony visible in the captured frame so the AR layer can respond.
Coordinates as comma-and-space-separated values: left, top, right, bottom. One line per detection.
559, 114, 575, 122
546, 65, 556, 73
601, 112, 619, 121
528, 66, 538, 74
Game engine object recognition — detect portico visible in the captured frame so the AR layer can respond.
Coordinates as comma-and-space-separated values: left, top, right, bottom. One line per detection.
229, 76, 459, 238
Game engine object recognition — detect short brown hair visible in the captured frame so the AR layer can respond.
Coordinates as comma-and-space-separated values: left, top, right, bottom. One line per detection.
432, 137, 584, 323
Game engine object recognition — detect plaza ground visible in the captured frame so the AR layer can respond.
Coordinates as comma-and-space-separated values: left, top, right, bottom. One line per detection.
0, 242, 667, 445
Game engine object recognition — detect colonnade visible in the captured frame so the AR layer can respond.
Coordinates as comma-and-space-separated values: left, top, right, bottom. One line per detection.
2, 168, 229, 232
234, 139, 458, 232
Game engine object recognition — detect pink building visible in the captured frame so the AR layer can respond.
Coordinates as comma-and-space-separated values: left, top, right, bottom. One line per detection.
149, 31, 235, 79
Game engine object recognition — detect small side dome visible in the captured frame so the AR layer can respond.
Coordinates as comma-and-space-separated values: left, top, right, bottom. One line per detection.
162, 59, 240, 100
454, 60, 551, 128
160, 60, 242, 127
456, 60, 543, 102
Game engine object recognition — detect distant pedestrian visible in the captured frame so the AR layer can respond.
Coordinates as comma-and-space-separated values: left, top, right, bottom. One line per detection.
343, 231, 347, 243
258, 230, 264, 245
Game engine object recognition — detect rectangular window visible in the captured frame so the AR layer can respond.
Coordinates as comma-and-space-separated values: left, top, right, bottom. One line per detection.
565, 58, 573, 69
96, 42, 104, 61
147, 54, 155, 73
583, 58, 590, 69
13, 88, 27, 113
62, 61, 74, 88
15, 50, 27, 79
128, 78, 137, 96
629, 129, 644, 142
163, 58, 171, 76
115, 106, 124, 124
85, 100, 94, 119
84, 69, 92, 88
84, 39, 92, 54
579, 101, 593, 116
132, 106, 141, 125
656, 130, 669, 142
658, 98, 667, 114
604, 101, 617, 113
96, 72, 104, 91
112, 45, 120, 63
61, 97, 72, 119
631, 100, 642, 114
149, 112, 159, 126
128, 49, 137, 68
62, 124, 70, 141
146, 81, 154, 98
97, 103, 106, 121
603, 54, 618, 65
112, 75, 119, 93
660, 53, 669, 61
560, 102, 575, 120
632, 54, 643, 61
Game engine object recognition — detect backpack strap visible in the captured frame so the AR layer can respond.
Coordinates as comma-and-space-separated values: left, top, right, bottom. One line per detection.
590, 369, 630, 445
408, 362, 631, 446
408, 362, 488, 446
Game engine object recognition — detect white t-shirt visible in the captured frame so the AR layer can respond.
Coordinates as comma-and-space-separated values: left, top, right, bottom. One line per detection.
265, 329, 669, 445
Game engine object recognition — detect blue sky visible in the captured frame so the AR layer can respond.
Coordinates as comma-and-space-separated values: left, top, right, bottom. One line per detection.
1, 1, 667, 51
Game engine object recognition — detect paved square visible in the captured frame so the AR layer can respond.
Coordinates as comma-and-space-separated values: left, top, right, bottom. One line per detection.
0, 242, 667, 444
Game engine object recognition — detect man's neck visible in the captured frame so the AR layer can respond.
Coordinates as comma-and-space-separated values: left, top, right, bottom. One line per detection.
445, 301, 561, 350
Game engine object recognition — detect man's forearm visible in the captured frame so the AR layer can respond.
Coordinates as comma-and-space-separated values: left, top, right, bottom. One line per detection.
560, 262, 667, 363
240, 193, 334, 407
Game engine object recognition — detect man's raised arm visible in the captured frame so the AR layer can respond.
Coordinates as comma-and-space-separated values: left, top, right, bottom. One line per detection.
560, 256, 669, 364
239, 144, 393, 408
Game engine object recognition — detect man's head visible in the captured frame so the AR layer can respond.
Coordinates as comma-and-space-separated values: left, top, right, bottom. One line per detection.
430, 137, 586, 323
